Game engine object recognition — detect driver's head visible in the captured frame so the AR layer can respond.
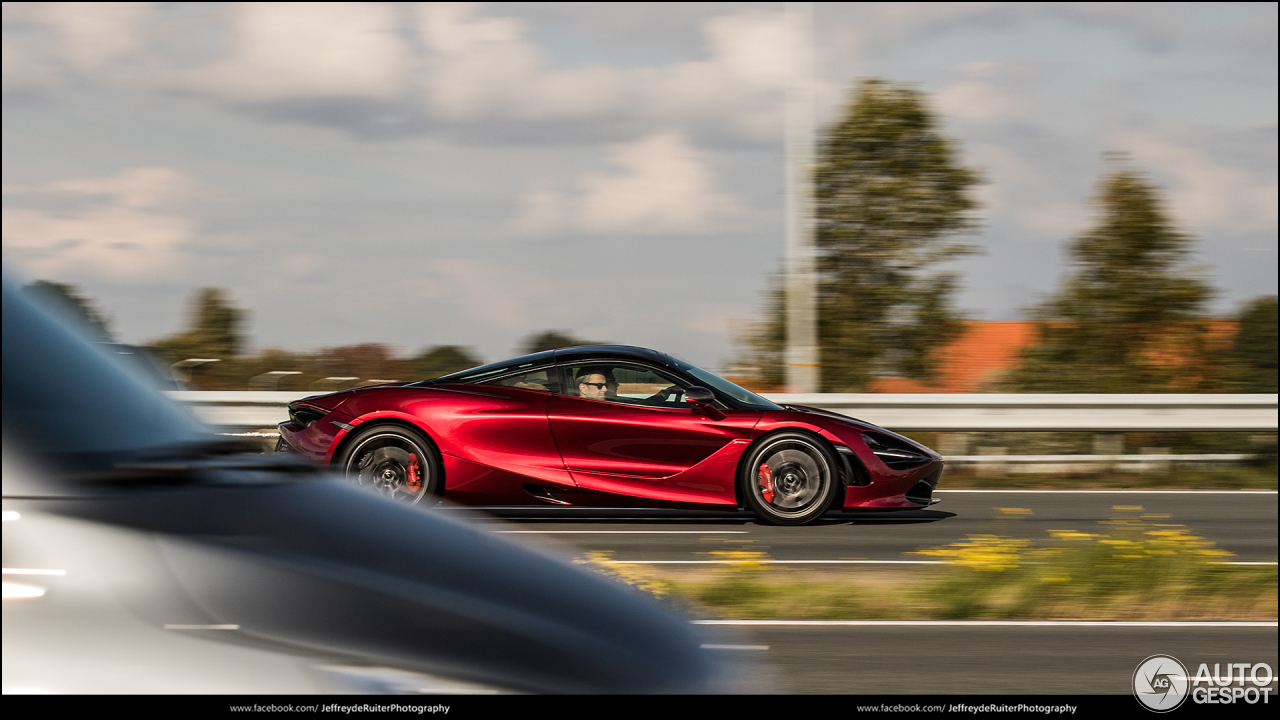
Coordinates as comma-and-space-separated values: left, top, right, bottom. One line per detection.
576, 367, 615, 400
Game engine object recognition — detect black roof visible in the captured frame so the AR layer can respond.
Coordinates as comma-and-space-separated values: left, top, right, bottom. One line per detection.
419, 345, 671, 385
553, 345, 668, 365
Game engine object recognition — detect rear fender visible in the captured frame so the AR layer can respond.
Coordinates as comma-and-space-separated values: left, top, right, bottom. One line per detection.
325, 412, 437, 466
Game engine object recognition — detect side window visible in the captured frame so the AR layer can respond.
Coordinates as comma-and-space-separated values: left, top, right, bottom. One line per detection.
482, 367, 556, 393
559, 363, 689, 408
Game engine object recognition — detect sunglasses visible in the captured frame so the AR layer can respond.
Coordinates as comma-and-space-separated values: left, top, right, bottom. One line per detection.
580, 382, 609, 389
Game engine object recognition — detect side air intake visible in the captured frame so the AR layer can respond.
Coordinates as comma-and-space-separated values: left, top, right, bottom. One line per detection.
861, 432, 932, 470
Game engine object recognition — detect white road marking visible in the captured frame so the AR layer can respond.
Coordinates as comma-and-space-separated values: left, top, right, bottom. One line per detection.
936, 489, 1278, 494
495, 530, 749, 534
599, 559, 946, 565
693, 620, 1278, 627
163, 624, 240, 630
596, 559, 1273, 566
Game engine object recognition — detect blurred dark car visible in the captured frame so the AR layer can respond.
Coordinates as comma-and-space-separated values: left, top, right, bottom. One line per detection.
1, 276, 723, 694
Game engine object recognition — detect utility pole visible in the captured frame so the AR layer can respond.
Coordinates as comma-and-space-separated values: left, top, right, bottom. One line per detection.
784, 1, 819, 393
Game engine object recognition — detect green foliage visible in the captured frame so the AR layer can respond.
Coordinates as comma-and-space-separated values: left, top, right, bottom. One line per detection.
730, 277, 786, 388
147, 288, 247, 390
521, 330, 599, 355
21, 280, 113, 342
150, 288, 246, 363
737, 79, 982, 391
1227, 296, 1278, 393
413, 344, 482, 379
1011, 167, 1215, 392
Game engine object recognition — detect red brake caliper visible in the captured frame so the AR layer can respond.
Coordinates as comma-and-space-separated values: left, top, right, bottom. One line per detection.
757, 464, 775, 503
406, 453, 422, 491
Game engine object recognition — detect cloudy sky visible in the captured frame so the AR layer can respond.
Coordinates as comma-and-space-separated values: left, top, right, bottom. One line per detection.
3, 2, 1276, 369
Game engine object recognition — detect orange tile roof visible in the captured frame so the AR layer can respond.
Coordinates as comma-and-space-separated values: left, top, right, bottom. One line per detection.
868, 321, 1038, 393
866, 319, 1238, 393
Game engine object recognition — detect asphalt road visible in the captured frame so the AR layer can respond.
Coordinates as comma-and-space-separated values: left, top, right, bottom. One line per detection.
699, 623, 1279, 694
464, 489, 1278, 694
468, 490, 1279, 564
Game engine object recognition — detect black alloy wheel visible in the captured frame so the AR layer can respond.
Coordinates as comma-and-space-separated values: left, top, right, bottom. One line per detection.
740, 432, 839, 525
338, 425, 442, 506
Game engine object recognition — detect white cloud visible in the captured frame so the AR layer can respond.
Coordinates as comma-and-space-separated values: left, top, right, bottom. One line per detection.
416, 4, 786, 137
38, 2, 154, 73
935, 62, 1028, 122
1115, 130, 1279, 234
1, 40, 60, 91
414, 257, 588, 333
174, 3, 408, 101
416, 3, 622, 120
2, 167, 200, 280
7, 166, 202, 208
966, 142, 1084, 235
2, 2, 154, 90
512, 132, 743, 236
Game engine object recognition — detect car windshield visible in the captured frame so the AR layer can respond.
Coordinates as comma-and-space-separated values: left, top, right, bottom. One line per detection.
667, 357, 781, 411
2, 279, 211, 460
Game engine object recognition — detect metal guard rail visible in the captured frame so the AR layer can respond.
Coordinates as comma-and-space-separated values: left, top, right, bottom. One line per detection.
167, 391, 1277, 432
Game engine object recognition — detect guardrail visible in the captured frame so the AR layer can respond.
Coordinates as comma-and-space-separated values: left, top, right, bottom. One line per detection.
168, 391, 1279, 433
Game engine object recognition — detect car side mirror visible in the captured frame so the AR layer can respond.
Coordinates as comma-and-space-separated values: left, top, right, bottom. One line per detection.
684, 386, 715, 404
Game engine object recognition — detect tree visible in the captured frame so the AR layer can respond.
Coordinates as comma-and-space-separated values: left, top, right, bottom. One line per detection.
150, 288, 246, 362
738, 78, 982, 391
1226, 296, 1278, 393
21, 280, 113, 342
1011, 166, 1214, 392
413, 345, 482, 379
520, 330, 599, 355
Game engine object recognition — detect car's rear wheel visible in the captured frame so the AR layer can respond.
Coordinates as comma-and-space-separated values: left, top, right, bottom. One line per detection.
337, 425, 442, 506
740, 432, 838, 526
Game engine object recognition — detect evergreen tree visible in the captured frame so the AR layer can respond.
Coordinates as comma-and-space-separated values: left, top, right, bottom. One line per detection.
151, 288, 246, 362
1011, 167, 1214, 392
739, 79, 981, 391
1227, 296, 1278, 393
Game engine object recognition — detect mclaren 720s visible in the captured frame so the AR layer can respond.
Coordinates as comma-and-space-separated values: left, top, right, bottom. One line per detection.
277, 345, 944, 526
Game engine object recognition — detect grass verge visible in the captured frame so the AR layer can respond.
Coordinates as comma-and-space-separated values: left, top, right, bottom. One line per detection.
577, 521, 1277, 621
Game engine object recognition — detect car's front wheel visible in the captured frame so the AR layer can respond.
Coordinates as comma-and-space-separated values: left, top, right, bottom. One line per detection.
740, 432, 839, 525
337, 425, 442, 506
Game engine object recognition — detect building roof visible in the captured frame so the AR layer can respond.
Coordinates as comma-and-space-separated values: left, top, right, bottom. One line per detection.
868, 321, 1038, 393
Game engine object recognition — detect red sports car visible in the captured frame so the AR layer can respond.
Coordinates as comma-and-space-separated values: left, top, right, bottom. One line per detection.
277, 345, 943, 525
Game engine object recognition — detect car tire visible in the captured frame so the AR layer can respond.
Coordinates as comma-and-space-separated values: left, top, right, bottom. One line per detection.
740, 432, 838, 526
336, 424, 443, 506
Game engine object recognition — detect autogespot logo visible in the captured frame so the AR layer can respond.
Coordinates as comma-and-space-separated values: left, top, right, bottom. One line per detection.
1134, 655, 1190, 712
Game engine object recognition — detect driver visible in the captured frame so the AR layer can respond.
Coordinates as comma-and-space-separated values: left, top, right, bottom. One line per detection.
575, 366, 687, 405
575, 367, 617, 401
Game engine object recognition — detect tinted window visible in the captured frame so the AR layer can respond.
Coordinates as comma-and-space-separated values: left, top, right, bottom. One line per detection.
481, 368, 557, 393
559, 363, 690, 409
